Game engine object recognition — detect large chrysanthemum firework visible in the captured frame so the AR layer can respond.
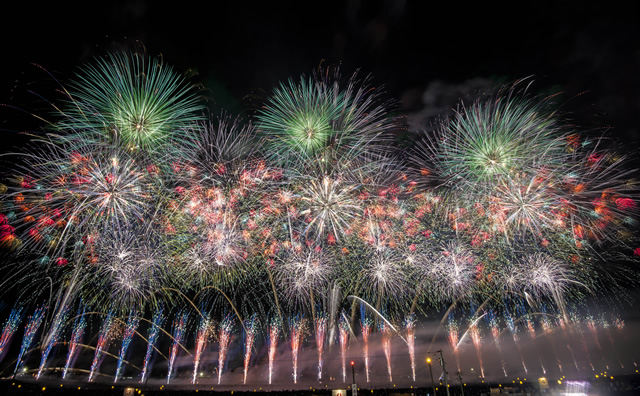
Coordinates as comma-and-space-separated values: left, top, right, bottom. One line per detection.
517, 253, 583, 298
257, 69, 396, 170
363, 250, 408, 302
491, 172, 563, 237
274, 247, 333, 308
516, 253, 585, 318
177, 217, 247, 289
299, 176, 361, 241
426, 242, 476, 300
90, 228, 165, 310
63, 52, 205, 151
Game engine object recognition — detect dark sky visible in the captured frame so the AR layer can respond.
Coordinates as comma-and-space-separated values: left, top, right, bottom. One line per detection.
2, 1, 640, 142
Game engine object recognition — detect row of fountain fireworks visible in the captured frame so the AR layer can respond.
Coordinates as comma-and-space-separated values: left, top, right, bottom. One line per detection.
0, 300, 633, 385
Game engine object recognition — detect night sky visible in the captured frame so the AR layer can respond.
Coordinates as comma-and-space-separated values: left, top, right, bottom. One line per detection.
2, 1, 640, 144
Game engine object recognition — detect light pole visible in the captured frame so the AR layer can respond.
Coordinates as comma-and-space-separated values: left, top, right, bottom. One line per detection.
437, 350, 451, 396
456, 370, 464, 396
351, 360, 357, 396
427, 357, 436, 396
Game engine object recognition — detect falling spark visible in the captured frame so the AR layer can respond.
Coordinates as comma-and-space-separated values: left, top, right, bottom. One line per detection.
339, 313, 349, 382
380, 320, 393, 382
315, 315, 327, 380
360, 313, 372, 383
469, 322, 484, 378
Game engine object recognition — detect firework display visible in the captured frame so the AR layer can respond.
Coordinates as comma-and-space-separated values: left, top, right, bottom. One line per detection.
0, 51, 638, 388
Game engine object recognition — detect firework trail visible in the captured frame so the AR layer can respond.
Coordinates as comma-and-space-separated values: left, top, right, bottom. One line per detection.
537, 306, 563, 373
526, 317, 536, 339
289, 315, 305, 384
192, 315, 212, 384
167, 312, 188, 384
469, 322, 484, 378
217, 314, 234, 384
37, 305, 69, 379
612, 316, 634, 367
140, 308, 164, 383
267, 317, 281, 385
447, 315, 460, 371
360, 308, 372, 383
505, 311, 527, 374
549, 320, 564, 373
0, 306, 23, 360
89, 312, 115, 382
404, 314, 416, 381
523, 315, 546, 374
601, 318, 624, 369
315, 314, 327, 380
13, 305, 46, 377
63, 309, 86, 379
338, 313, 349, 382
115, 311, 140, 383
243, 314, 259, 385
586, 316, 610, 370
486, 311, 507, 377
380, 319, 393, 382
573, 314, 595, 371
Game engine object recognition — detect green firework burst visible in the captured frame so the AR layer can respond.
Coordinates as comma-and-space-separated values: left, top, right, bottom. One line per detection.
413, 83, 570, 196
63, 52, 205, 152
257, 69, 396, 171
